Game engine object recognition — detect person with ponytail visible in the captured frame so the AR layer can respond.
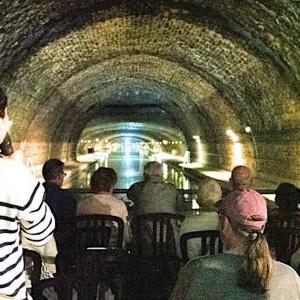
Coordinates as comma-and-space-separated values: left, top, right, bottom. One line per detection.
170, 167, 300, 300
77, 167, 131, 247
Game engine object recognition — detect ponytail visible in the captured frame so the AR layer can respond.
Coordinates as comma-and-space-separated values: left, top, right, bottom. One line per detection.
238, 232, 274, 294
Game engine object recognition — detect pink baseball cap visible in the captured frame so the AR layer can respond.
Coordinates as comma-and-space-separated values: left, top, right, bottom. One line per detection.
216, 189, 267, 230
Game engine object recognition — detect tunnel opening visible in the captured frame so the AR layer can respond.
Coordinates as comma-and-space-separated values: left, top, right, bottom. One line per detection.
74, 119, 193, 189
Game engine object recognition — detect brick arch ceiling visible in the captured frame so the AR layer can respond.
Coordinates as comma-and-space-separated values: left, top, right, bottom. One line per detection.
0, 1, 299, 181
3, 13, 298, 137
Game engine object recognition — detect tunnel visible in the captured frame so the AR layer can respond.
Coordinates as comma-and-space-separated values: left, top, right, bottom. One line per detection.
0, 0, 300, 188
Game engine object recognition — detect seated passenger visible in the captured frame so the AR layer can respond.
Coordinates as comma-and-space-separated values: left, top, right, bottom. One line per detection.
77, 167, 131, 247
0, 87, 55, 299
274, 182, 300, 214
170, 188, 300, 299
42, 159, 77, 254
267, 183, 300, 264
179, 178, 222, 259
127, 161, 178, 215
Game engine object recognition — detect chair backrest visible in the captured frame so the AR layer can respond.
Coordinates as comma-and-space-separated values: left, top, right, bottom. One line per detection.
23, 249, 42, 284
180, 230, 223, 263
31, 276, 73, 300
265, 213, 300, 264
133, 213, 185, 257
75, 214, 124, 249
73, 248, 128, 300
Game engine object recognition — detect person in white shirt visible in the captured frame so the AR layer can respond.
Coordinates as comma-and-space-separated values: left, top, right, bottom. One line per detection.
77, 167, 131, 247
0, 87, 55, 299
178, 178, 222, 259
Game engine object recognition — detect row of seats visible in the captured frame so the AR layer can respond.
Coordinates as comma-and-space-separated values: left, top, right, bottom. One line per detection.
24, 212, 300, 299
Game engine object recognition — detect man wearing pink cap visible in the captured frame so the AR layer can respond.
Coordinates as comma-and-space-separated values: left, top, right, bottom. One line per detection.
170, 166, 300, 299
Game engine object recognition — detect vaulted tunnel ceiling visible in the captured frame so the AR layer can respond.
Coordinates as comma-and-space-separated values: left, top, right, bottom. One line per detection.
0, 0, 299, 183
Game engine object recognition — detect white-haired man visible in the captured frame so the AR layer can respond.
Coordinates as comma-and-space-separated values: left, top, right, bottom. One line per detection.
127, 161, 178, 215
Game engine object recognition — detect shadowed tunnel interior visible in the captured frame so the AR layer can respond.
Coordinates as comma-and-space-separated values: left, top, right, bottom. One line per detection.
0, 1, 300, 186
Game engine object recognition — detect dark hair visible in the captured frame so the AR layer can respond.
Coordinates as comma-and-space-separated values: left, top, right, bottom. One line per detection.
91, 167, 117, 193
275, 182, 300, 213
42, 159, 64, 181
0, 87, 7, 118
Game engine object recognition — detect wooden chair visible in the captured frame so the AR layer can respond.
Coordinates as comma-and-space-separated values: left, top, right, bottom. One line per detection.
23, 249, 42, 284
180, 230, 223, 264
265, 212, 300, 264
132, 213, 185, 299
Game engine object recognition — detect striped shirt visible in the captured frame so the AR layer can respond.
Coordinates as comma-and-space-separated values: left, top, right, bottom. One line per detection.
0, 158, 55, 299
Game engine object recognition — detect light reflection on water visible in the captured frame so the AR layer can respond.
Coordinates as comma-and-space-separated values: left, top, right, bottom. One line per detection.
70, 153, 192, 190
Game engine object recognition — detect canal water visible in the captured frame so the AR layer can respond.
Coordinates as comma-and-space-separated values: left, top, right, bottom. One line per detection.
70, 153, 195, 190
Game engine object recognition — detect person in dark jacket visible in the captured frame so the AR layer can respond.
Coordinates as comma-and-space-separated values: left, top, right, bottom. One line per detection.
42, 159, 77, 258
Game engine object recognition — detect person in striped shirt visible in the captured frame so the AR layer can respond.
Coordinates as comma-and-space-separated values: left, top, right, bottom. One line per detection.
0, 87, 55, 299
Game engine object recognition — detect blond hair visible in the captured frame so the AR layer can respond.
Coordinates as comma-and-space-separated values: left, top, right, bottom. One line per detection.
233, 223, 274, 293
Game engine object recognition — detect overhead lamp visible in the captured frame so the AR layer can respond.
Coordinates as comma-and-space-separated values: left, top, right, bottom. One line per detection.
245, 126, 251, 133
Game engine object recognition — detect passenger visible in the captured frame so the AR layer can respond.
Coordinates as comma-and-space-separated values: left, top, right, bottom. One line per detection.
178, 178, 222, 259
42, 159, 77, 255
127, 161, 178, 215
267, 182, 300, 265
77, 167, 131, 247
0, 87, 55, 299
170, 188, 300, 299
274, 182, 300, 214
230, 165, 253, 191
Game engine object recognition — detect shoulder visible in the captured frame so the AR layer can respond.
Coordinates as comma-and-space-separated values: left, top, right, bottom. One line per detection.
0, 157, 33, 177
110, 195, 127, 208
185, 253, 241, 272
61, 188, 76, 200
274, 260, 300, 277
129, 181, 143, 191
0, 158, 38, 189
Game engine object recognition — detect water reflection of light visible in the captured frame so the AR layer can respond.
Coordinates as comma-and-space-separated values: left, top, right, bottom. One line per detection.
225, 129, 245, 168
162, 163, 168, 180
183, 177, 190, 190
124, 138, 131, 157
201, 170, 231, 182
232, 142, 245, 167
193, 135, 205, 167
124, 169, 136, 177
192, 199, 200, 210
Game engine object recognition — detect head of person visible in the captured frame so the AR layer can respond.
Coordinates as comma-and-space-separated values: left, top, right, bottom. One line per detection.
143, 161, 163, 182
0, 87, 11, 144
230, 165, 252, 190
275, 182, 300, 214
216, 189, 273, 294
91, 167, 117, 194
197, 178, 222, 211
42, 159, 66, 187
